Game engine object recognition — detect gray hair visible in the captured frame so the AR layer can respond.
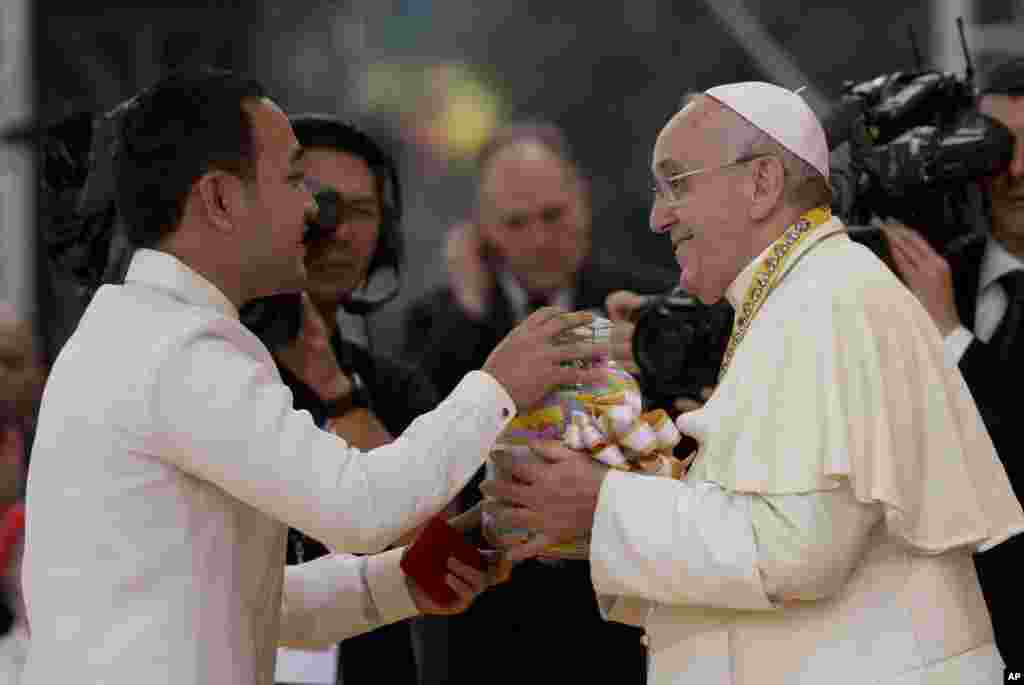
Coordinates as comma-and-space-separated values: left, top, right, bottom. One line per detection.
729, 115, 831, 210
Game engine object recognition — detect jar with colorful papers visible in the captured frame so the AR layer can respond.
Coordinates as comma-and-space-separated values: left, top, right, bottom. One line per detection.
483, 315, 691, 560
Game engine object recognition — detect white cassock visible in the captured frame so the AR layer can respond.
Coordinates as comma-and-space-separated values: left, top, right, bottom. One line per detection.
590, 217, 1024, 684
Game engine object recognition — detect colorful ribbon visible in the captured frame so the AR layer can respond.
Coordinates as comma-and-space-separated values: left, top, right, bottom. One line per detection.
564, 390, 688, 479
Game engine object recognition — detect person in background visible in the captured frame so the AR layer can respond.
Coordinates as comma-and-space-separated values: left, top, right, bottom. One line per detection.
0, 302, 42, 684
240, 113, 451, 685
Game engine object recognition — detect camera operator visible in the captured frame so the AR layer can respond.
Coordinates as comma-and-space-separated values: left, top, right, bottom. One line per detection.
241, 114, 451, 685
879, 56, 1024, 665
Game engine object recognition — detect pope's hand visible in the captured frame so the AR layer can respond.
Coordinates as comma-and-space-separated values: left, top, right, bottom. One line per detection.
481, 440, 609, 562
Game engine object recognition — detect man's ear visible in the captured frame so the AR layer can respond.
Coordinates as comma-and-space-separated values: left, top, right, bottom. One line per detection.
748, 156, 785, 221
196, 171, 247, 233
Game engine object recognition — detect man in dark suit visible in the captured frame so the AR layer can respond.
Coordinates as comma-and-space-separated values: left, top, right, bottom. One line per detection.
882, 57, 1024, 668
402, 122, 676, 685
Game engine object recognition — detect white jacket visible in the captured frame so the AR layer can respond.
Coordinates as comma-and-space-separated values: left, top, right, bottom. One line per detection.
22, 248, 516, 685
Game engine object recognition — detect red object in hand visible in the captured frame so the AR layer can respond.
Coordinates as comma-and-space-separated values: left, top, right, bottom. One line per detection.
400, 514, 486, 607
0, 503, 25, 570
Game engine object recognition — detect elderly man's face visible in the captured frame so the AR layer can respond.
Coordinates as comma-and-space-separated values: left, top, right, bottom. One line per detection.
477, 143, 590, 295
649, 100, 756, 304
980, 94, 1024, 253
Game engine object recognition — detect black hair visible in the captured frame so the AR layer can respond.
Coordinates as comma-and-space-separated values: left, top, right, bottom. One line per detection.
114, 67, 266, 248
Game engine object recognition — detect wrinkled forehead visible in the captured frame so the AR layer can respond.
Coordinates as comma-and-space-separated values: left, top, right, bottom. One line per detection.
651, 99, 728, 174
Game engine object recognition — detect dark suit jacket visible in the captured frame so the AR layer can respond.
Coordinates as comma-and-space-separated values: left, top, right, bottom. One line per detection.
951, 241, 1023, 492
949, 238, 1023, 666
401, 256, 676, 685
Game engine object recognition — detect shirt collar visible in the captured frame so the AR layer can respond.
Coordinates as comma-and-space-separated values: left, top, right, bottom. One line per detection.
725, 216, 845, 310
980, 236, 1024, 292
123, 248, 239, 319
497, 270, 574, 320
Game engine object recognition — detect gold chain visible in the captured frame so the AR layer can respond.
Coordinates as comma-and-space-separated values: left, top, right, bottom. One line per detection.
717, 207, 832, 382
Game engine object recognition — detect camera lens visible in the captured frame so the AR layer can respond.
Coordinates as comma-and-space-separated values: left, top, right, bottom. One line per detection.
633, 301, 697, 394
303, 189, 340, 244
631, 295, 732, 404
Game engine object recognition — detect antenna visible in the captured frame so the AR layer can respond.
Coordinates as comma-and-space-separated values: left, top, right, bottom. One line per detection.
956, 16, 975, 86
908, 25, 923, 71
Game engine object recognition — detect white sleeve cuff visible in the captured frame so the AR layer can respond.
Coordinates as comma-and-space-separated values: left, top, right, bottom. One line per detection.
280, 554, 371, 648
463, 369, 518, 421
943, 325, 974, 368
364, 547, 420, 626
590, 470, 774, 612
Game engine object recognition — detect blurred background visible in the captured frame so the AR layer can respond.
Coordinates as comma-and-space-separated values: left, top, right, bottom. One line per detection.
2, 0, 1022, 361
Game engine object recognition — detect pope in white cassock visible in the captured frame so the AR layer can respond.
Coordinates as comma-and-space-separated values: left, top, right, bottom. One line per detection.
483, 82, 1024, 684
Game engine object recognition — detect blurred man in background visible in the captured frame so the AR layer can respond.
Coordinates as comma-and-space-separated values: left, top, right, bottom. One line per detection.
403, 122, 675, 684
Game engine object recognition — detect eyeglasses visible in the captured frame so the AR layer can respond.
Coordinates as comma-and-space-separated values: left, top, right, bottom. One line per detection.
650, 153, 773, 204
